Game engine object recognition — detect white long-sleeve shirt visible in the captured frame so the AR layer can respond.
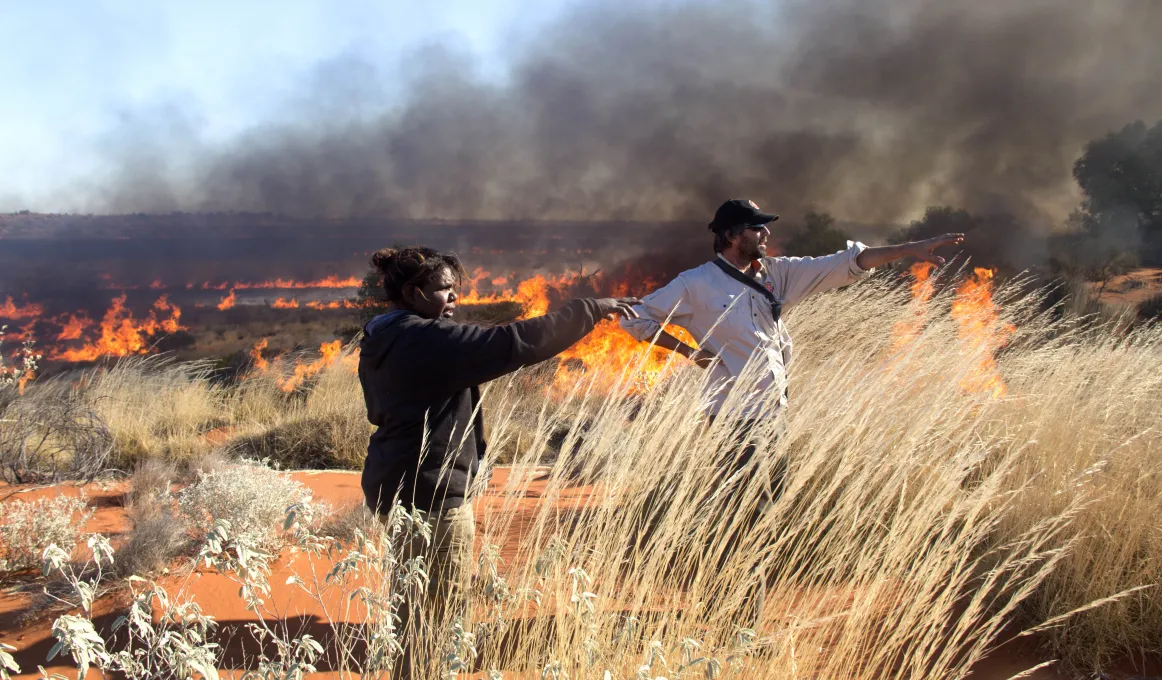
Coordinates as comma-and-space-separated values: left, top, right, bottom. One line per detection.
620, 241, 873, 415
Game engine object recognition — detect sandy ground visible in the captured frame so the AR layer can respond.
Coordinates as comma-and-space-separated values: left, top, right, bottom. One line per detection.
0, 469, 1146, 679
1093, 267, 1162, 307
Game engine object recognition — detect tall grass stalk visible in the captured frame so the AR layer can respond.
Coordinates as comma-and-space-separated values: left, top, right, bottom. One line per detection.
3, 272, 1159, 676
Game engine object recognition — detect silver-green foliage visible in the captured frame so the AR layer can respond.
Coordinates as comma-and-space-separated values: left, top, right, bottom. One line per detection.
177, 459, 313, 548
0, 494, 94, 572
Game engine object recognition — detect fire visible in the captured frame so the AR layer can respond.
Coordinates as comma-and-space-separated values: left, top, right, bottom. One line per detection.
0, 297, 43, 320
50, 294, 185, 362
201, 275, 362, 290
149, 279, 165, 290
16, 371, 34, 394
950, 268, 1013, 399
249, 338, 270, 372
217, 289, 237, 311
468, 267, 491, 291
1, 325, 38, 395
56, 314, 94, 341
554, 321, 695, 394
247, 338, 358, 390
889, 264, 1011, 398
459, 273, 573, 318
457, 270, 692, 393
277, 340, 347, 392
891, 262, 936, 352
305, 300, 360, 310
271, 297, 299, 309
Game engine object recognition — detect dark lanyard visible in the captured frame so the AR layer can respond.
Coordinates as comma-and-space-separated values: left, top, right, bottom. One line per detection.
712, 259, 782, 323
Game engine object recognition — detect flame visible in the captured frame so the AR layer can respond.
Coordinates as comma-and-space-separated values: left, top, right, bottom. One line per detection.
468, 267, 491, 290
890, 262, 936, 352
49, 294, 185, 362
149, 279, 165, 290
247, 337, 358, 389
554, 322, 695, 394
459, 273, 573, 318
277, 340, 347, 391
217, 289, 237, 311
950, 268, 1013, 399
456, 270, 697, 394
271, 297, 299, 309
56, 314, 94, 341
200, 275, 362, 290
2, 324, 38, 394
0, 296, 43, 320
305, 300, 359, 310
249, 338, 270, 372
16, 370, 34, 395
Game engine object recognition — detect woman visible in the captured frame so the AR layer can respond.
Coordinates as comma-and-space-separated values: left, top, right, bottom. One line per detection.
357, 246, 637, 674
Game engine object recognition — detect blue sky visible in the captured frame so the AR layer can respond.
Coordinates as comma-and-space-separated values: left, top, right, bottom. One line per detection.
0, 0, 574, 211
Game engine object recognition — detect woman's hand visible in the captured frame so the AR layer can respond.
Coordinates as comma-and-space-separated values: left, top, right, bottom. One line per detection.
595, 297, 641, 320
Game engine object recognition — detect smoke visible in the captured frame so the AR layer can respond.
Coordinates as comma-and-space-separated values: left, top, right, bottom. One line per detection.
91, 0, 1162, 231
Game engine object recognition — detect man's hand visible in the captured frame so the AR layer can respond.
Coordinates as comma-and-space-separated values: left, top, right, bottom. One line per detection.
856, 233, 966, 270
907, 233, 965, 266
595, 297, 641, 320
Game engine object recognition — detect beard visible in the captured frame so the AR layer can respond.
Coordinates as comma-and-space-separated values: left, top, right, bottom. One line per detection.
742, 241, 765, 261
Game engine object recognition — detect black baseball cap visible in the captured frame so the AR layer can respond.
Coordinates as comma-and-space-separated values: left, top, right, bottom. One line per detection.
708, 199, 780, 232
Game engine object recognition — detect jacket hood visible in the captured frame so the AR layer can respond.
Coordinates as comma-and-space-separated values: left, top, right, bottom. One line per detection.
359, 310, 415, 369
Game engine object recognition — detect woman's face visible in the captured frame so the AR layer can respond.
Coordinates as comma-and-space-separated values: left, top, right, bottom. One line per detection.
405, 266, 458, 320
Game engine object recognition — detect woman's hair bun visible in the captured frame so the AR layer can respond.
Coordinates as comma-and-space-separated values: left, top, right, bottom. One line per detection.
371, 248, 398, 273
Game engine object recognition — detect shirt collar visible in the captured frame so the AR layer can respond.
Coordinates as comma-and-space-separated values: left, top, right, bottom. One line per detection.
716, 253, 764, 276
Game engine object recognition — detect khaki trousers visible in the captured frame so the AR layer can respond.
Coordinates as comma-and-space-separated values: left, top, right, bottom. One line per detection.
382, 502, 475, 678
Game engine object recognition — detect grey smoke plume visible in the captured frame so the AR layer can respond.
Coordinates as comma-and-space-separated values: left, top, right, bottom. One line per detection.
95, 0, 1162, 227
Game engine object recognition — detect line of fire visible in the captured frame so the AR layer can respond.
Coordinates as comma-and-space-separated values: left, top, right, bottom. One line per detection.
0, 216, 1016, 400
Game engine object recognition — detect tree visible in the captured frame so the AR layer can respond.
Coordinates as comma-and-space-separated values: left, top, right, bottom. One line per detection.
352, 269, 389, 325
1073, 119, 1162, 265
781, 211, 852, 257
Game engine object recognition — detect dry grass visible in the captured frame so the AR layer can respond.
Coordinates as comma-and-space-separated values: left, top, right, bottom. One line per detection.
3, 271, 1160, 676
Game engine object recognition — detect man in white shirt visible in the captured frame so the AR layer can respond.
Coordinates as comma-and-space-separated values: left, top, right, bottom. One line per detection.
622, 200, 963, 617
621, 198, 964, 418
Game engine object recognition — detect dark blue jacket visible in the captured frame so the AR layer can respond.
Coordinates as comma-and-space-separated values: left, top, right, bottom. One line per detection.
358, 299, 602, 513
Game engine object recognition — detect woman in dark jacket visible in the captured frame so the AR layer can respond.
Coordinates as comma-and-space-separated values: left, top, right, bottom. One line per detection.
357, 246, 636, 675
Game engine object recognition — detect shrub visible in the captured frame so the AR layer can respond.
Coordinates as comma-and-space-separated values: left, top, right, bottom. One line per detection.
114, 459, 190, 577
1139, 291, 1162, 320
315, 500, 381, 542
80, 355, 227, 468
116, 494, 189, 578
223, 416, 365, 470
0, 326, 40, 398
177, 460, 313, 548
0, 494, 94, 572
0, 382, 113, 484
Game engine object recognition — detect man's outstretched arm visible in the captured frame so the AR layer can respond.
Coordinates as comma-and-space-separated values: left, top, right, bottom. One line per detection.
855, 233, 965, 271
621, 275, 715, 368
652, 330, 715, 368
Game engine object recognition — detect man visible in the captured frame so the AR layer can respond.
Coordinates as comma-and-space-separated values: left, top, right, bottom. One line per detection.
621, 199, 964, 419
620, 200, 962, 620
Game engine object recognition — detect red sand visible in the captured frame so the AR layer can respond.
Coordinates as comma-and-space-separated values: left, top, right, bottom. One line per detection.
0, 469, 1137, 679
1093, 267, 1162, 306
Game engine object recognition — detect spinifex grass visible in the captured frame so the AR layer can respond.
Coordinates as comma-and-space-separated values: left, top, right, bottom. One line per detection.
2, 270, 1159, 676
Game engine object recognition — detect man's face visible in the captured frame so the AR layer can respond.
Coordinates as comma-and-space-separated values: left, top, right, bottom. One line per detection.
732, 223, 771, 260
404, 266, 459, 320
